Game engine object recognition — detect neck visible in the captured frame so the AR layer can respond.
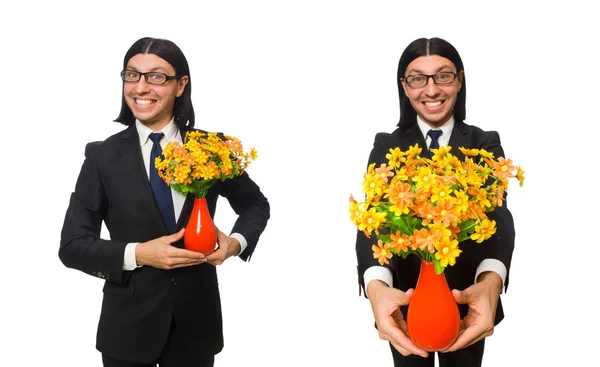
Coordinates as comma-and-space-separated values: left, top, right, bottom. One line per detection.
140, 117, 174, 132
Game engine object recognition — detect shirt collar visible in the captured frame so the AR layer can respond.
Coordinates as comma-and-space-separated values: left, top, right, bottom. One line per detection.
135, 119, 179, 146
416, 115, 455, 140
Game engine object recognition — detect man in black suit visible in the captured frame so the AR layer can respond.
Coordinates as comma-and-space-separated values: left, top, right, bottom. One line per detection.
59, 37, 270, 367
355, 37, 515, 367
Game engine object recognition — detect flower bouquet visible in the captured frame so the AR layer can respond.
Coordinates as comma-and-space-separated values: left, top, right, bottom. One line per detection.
350, 144, 524, 350
155, 131, 257, 254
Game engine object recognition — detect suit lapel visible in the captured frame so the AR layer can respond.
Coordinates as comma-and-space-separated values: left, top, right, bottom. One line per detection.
399, 123, 427, 153
117, 124, 167, 232
448, 121, 470, 161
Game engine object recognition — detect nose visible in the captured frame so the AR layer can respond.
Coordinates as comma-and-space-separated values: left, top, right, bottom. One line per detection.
134, 76, 151, 94
424, 76, 440, 96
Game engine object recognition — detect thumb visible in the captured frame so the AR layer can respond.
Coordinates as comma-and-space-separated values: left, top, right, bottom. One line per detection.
167, 228, 186, 243
395, 288, 414, 306
452, 288, 470, 305
400, 288, 414, 306
216, 228, 228, 241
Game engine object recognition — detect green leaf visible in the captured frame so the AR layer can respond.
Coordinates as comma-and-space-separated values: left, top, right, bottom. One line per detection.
377, 234, 392, 243
457, 231, 470, 242
433, 259, 444, 274
458, 219, 475, 230
391, 216, 413, 235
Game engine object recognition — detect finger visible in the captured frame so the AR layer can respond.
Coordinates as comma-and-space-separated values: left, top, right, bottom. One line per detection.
390, 340, 416, 357
443, 325, 487, 352
206, 248, 226, 263
380, 319, 428, 357
452, 289, 469, 305
169, 247, 206, 260
216, 230, 229, 245
166, 228, 186, 243
402, 288, 414, 305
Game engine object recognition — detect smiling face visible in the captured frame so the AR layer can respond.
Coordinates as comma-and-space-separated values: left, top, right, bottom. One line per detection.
123, 53, 188, 131
401, 55, 462, 128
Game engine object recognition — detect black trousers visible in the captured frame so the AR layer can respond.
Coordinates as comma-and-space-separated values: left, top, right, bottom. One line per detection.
102, 317, 215, 367
390, 339, 485, 367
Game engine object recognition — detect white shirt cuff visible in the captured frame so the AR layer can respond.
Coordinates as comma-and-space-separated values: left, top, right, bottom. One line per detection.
475, 259, 507, 292
229, 233, 247, 256
122, 242, 140, 270
363, 266, 394, 291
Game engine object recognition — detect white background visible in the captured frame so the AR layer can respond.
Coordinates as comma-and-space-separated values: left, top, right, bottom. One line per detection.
1, 1, 598, 366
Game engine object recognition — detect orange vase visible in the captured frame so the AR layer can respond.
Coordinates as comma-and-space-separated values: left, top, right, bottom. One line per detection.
407, 260, 460, 351
184, 197, 217, 255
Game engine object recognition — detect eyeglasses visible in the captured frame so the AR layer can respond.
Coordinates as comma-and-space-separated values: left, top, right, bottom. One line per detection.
121, 70, 182, 85
401, 72, 459, 88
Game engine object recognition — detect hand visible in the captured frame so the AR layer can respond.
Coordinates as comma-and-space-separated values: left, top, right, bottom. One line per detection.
136, 228, 206, 270
206, 227, 241, 266
443, 272, 503, 352
366, 280, 429, 358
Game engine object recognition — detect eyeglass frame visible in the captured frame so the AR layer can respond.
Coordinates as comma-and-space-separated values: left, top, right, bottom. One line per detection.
400, 72, 461, 88
120, 70, 184, 85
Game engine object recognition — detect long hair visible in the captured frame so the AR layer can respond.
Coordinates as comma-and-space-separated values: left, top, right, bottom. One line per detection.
396, 37, 466, 127
114, 37, 195, 129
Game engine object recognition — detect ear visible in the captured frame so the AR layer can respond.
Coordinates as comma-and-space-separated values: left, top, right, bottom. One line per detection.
400, 78, 410, 95
176, 76, 189, 97
457, 71, 464, 92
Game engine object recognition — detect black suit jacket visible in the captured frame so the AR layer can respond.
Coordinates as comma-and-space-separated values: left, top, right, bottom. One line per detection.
59, 124, 270, 363
355, 120, 515, 325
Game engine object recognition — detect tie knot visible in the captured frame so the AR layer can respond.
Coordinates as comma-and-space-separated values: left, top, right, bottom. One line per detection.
149, 132, 164, 145
427, 129, 442, 141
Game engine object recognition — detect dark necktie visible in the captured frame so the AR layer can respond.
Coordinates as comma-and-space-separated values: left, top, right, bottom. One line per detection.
149, 132, 176, 233
427, 129, 443, 158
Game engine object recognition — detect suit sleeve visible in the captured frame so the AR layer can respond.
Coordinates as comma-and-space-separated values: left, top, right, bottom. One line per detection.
478, 131, 516, 290
218, 171, 270, 261
355, 133, 400, 296
59, 142, 129, 283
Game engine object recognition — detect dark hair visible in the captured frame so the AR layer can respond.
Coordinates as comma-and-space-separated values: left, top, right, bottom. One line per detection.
396, 37, 466, 127
114, 37, 195, 129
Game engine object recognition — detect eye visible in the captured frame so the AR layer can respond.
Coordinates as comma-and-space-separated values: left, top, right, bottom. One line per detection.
148, 73, 166, 82
436, 73, 450, 81
410, 75, 424, 82
126, 71, 139, 79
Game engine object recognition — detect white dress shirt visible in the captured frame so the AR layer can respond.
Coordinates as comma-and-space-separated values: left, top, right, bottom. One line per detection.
122, 119, 247, 270
362, 116, 507, 292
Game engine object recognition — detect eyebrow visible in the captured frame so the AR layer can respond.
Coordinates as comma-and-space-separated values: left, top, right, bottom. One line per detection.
124, 66, 168, 73
407, 65, 456, 74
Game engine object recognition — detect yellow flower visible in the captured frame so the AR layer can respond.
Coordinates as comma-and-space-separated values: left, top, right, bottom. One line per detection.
362, 168, 385, 201
435, 238, 462, 267
349, 143, 522, 274
412, 166, 436, 192
470, 219, 497, 243
349, 195, 364, 226
385, 147, 404, 168
516, 166, 525, 187
478, 149, 495, 159
431, 184, 452, 203
358, 208, 387, 234
459, 147, 480, 157
173, 164, 192, 184
154, 131, 256, 198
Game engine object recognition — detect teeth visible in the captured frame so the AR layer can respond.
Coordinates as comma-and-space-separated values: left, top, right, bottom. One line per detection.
424, 101, 442, 107
136, 99, 155, 106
